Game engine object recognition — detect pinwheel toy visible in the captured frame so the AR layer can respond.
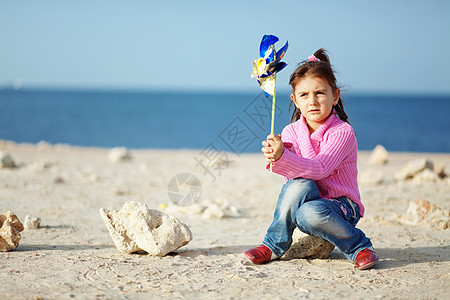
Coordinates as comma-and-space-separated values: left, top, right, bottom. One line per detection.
251, 34, 288, 171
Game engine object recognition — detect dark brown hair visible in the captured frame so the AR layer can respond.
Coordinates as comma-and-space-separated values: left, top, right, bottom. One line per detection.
288, 48, 349, 123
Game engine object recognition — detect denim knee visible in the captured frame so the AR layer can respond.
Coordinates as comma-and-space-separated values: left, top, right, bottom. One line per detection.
283, 178, 320, 202
296, 201, 330, 233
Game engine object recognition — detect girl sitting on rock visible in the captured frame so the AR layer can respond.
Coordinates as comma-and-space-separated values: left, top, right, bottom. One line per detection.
244, 49, 379, 270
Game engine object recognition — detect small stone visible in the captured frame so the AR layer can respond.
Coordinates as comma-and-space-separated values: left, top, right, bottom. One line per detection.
115, 187, 132, 196
412, 168, 440, 183
24, 215, 41, 230
226, 205, 240, 217
88, 174, 100, 182
433, 162, 447, 179
100, 201, 193, 256
0, 212, 24, 251
0, 151, 16, 168
36, 141, 52, 149
202, 204, 225, 219
395, 158, 434, 181
283, 234, 335, 260
54, 177, 65, 184
108, 147, 132, 163
369, 145, 389, 165
28, 161, 54, 172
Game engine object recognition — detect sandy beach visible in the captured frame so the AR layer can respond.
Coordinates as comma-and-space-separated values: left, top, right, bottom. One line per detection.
0, 140, 449, 299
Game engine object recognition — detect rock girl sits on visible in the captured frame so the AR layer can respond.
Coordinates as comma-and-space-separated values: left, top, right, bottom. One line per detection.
244, 49, 379, 270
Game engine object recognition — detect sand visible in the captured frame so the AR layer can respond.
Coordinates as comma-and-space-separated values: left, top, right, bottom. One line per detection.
0, 140, 449, 299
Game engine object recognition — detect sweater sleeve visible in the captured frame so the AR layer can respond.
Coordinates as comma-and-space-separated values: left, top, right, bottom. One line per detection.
279, 124, 297, 150
271, 128, 356, 180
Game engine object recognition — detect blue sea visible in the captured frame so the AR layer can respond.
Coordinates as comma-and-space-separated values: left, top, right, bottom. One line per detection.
1, 89, 449, 153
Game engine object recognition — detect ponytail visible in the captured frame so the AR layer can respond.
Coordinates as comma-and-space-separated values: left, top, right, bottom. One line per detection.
334, 98, 349, 123
289, 48, 349, 124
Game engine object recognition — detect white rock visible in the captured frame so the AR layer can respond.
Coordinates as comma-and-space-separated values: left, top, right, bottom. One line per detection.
100, 201, 192, 256
445, 177, 450, 186
369, 145, 389, 165
24, 215, 41, 230
28, 161, 54, 172
88, 173, 100, 182
433, 162, 446, 178
395, 158, 434, 181
0, 151, 16, 168
165, 203, 205, 216
412, 168, 440, 183
108, 147, 132, 163
226, 205, 240, 217
202, 204, 225, 219
37, 141, 53, 149
0, 212, 24, 251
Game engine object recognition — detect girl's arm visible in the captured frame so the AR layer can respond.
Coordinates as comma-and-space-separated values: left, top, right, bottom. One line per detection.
270, 128, 356, 180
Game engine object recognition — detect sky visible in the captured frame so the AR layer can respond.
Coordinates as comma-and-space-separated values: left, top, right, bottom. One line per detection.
1, 0, 449, 95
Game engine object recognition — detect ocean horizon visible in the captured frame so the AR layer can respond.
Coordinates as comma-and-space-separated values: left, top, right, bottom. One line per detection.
1, 88, 449, 154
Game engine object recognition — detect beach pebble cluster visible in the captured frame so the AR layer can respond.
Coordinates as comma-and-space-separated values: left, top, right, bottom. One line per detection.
360, 146, 448, 186
163, 201, 240, 219
0, 212, 24, 252
100, 201, 193, 256
396, 158, 437, 181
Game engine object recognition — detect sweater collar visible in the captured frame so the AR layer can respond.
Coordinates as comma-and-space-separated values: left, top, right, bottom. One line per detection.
300, 114, 339, 141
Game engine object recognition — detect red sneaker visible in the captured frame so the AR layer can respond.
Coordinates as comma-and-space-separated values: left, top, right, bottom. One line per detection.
244, 244, 277, 264
355, 248, 379, 270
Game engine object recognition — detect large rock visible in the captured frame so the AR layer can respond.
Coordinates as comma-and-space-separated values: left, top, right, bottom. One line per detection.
283, 234, 335, 260
100, 201, 193, 256
0, 151, 16, 168
396, 158, 434, 181
0, 212, 24, 251
369, 144, 389, 165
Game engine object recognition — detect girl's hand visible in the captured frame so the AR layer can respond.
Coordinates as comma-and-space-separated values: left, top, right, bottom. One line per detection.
261, 133, 284, 163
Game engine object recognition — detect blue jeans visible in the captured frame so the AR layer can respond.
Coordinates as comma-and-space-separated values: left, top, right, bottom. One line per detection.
263, 178, 372, 261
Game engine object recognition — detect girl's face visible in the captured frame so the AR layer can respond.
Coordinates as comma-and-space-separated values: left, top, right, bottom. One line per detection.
291, 76, 340, 133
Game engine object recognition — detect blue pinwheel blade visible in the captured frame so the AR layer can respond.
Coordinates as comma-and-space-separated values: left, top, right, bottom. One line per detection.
273, 62, 287, 73
276, 40, 289, 60
259, 34, 279, 61
259, 73, 272, 78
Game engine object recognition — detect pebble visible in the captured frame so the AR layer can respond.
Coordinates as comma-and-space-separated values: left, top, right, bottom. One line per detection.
0, 151, 16, 168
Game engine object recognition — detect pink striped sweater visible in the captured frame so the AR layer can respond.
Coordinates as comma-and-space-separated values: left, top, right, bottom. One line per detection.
269, 114, 364, 217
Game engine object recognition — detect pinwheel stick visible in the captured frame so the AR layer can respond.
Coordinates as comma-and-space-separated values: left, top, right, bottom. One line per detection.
269, 73, 277, 172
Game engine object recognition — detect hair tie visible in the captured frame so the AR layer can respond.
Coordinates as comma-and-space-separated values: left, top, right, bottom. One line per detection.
308, 55, 319, 62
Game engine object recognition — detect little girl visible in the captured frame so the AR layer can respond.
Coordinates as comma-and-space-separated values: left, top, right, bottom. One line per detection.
244, 49, 379, 270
